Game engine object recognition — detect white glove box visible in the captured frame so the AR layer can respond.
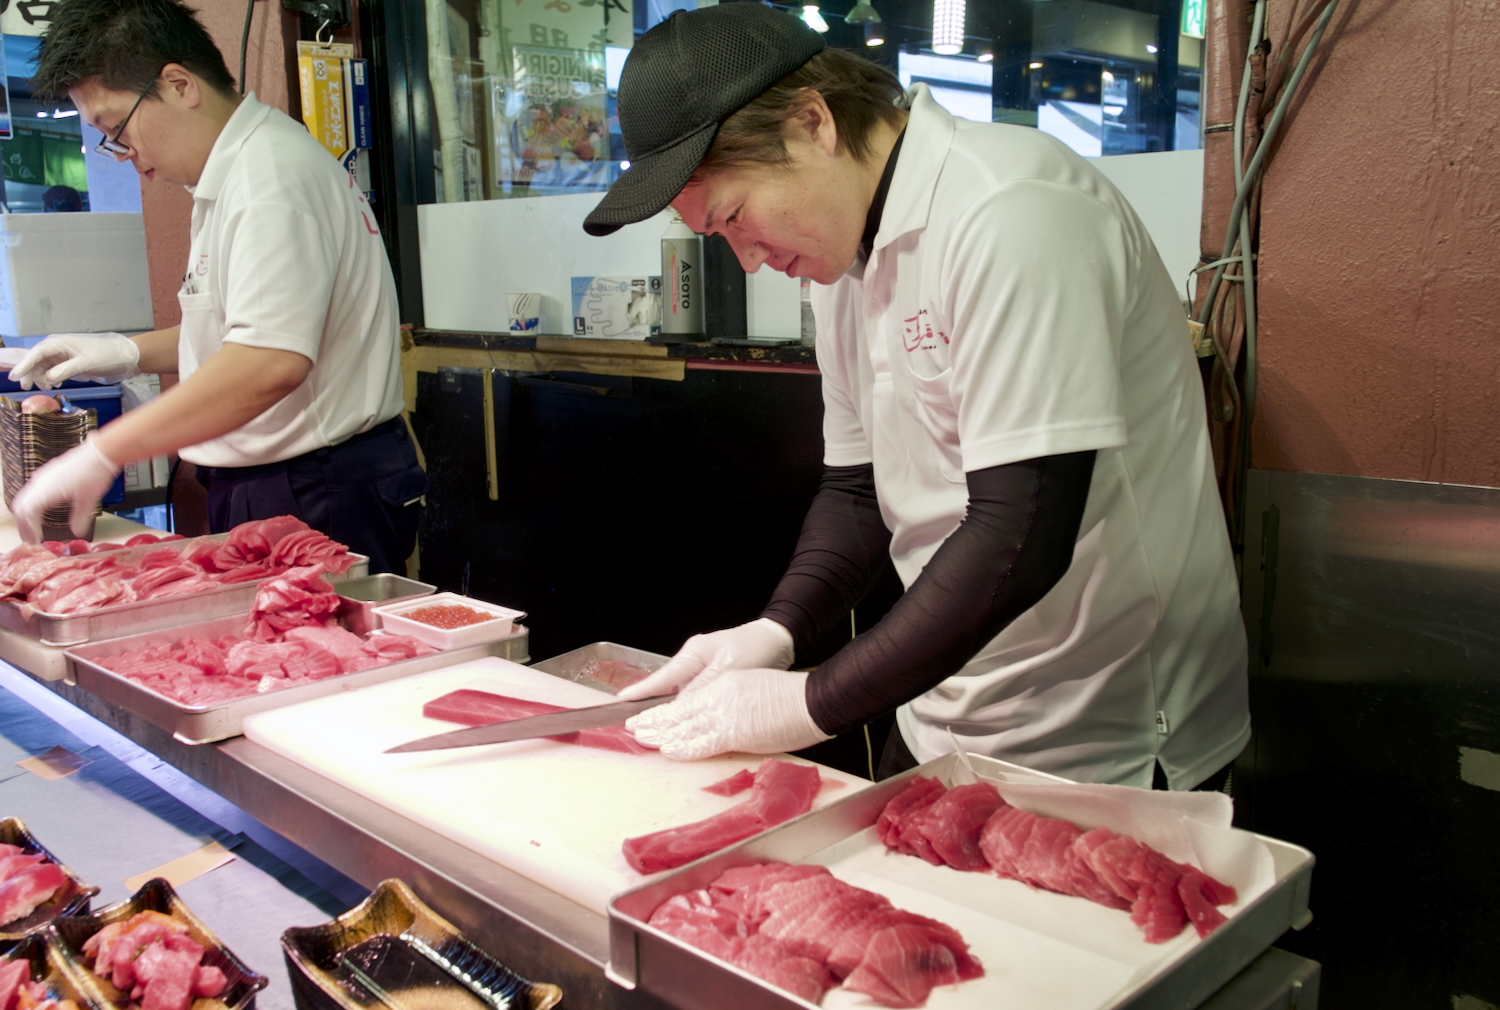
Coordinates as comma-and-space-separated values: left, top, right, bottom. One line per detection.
0, 212, 154, 336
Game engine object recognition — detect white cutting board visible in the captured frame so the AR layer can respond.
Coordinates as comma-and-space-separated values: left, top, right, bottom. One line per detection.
241, 657, 868, 915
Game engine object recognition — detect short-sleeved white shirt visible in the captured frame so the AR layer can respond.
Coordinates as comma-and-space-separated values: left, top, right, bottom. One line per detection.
175, 95, 405, 468
815, 85, 1249, 789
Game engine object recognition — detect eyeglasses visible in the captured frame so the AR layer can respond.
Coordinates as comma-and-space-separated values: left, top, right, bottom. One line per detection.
93, 73, 159, 159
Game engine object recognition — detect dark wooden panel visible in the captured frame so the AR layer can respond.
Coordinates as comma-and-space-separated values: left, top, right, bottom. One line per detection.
413, 366, 828, 662
1237, 471, 1500, 1008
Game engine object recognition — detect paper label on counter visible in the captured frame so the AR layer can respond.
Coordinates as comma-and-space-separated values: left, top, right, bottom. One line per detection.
17, 744, 91, 780
124, 839, 236, 892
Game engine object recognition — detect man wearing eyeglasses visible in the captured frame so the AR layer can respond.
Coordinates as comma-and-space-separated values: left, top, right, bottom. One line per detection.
8, 0, 424, 575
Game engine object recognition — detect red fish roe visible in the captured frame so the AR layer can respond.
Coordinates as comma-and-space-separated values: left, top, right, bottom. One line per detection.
404, 603, 494, 628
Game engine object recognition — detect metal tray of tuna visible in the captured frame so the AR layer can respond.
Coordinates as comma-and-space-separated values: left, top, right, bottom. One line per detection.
281, 878, 561, 1010
0, 818, 99, 952
0, 526, 369, 650
529, 642, 669, 695
608, 752, 1315, 1010
64, 612, 530, 745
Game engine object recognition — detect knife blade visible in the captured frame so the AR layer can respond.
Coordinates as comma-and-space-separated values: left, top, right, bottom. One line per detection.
384, 695, 673, 754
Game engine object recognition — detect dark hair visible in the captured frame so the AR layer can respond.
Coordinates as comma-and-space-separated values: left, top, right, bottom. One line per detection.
693, 48, 904, 179
31, 0, 235, 103
42, 185, 84, 211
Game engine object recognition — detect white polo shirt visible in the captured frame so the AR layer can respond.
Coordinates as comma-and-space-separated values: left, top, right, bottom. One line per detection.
175, 94, 405, 468
815, 85, 1249, 789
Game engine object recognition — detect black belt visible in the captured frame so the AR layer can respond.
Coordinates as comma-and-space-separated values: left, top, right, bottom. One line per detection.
196, 415, 406, 484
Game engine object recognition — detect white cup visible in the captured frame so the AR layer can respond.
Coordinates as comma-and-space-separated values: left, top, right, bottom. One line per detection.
507, 293, 541, 332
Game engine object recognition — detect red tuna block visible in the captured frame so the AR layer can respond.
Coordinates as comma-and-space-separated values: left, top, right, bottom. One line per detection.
702, 768, 756, 796
906, 782, 1009, 872
841, 924, 967, 1008
647, 887, 836, 1005
0, 958, 30, 1010
0, 861, 64, 927
875, 776, 945, 853
986, 819, 1238, 943
423, 689, 652, 755
708, 862, 830, 924
649, 862, 980, 1007
979, 806, 1124, 904
734, 934, 836, 1006
622, 760, 822, 874
757, 875, 892, 963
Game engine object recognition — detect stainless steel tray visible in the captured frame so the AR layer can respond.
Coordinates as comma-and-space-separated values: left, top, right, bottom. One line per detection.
0, 533, 370, 647
335, 574, 436, 636
530, 641, 669, 694
608, 753, 1315, 1010
63, 613, 530, 745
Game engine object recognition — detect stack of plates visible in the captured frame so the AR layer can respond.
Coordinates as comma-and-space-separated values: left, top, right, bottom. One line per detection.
0, 399, 98, 539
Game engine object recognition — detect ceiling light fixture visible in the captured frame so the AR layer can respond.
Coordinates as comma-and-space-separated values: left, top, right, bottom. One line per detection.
1146, 43, 1159, 53
932, 0, 965, 55
977, 49, 993, 62
1028, 61, 1043, 69
845, 0, 882, 25
802, 4, 830, 33
864, 23, 885, 46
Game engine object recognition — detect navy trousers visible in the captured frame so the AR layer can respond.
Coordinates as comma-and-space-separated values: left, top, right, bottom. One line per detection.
195, 416, 428, 575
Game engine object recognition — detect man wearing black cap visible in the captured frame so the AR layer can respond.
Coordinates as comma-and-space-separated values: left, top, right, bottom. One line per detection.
597, 4, 1249, 793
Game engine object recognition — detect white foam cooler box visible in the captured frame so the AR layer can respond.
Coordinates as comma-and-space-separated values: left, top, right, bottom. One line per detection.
0, 212, 153, 336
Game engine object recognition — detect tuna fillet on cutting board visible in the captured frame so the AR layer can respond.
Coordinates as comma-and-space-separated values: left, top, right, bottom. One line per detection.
241, 656, 865, 914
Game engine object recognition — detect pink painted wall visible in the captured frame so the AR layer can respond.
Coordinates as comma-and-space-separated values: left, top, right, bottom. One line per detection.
1253, 1, 1500, 487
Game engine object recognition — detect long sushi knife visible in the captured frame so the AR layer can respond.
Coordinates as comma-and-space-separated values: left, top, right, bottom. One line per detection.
384, 695, 673, 753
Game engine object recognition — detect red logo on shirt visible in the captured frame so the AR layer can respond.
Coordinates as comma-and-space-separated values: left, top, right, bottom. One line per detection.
902, 309, 948, 352
347, 171, 380, 234
195, 254, 209, 276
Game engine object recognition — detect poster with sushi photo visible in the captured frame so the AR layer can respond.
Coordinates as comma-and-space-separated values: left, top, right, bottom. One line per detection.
490, 44, 609, 195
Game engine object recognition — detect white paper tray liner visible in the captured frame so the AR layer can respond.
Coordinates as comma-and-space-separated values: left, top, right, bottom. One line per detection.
786, 768, 1277, 1010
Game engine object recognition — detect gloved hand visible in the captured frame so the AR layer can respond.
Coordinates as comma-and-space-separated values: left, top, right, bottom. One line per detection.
615, 617, 795, 701
626, 668, 832, 760
8, 333, 141, 390
9, 438, 123, 541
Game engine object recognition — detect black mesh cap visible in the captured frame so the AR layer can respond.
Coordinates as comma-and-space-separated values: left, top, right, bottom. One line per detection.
582, 3, 825, 236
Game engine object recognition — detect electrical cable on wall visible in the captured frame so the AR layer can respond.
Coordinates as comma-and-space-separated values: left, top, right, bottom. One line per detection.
1194, 0, 1341, 552
239, 0, 257, 95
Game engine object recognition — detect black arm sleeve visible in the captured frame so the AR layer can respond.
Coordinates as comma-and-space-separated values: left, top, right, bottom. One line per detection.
805, 451, 1096, 737
760, 463, 892, 660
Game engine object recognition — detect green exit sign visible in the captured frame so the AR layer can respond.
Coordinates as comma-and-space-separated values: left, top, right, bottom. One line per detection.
1182, 0, 1206, 38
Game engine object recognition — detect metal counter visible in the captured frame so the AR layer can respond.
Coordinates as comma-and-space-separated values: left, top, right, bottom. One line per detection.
24, 670, 672, 1010
7, 652, 1317, 1010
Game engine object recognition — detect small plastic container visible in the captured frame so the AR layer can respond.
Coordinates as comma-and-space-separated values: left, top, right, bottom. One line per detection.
372, 592, 526, 650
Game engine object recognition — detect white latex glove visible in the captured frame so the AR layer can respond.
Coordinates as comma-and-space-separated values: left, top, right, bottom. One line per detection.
626, 668, 832, 760
8, 333, 141, 390
615, 617, 795, 701
9, 438, 122, 541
